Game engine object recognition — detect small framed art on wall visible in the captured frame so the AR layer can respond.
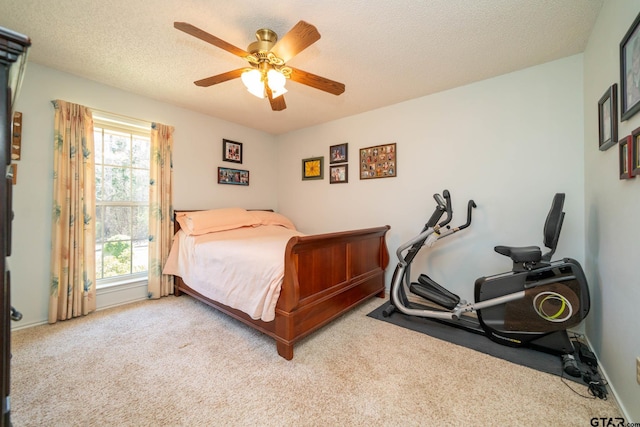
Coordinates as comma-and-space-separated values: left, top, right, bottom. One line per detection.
218, 167, 249, 185
631, 126, 640, 177
598, 84, 617, 151
222, 139, 243, 163
620, 12, 640, 121
329, 143, 348, 164
619, 135, 634, 180
302, 157, 324, 180
330, 164, 348, 184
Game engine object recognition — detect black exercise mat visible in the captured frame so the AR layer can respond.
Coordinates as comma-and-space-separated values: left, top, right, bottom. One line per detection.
368, 300, 581, 382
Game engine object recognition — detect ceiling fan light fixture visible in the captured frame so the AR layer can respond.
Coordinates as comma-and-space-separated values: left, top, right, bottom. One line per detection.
241, 69, 265, 98
176, 20, 343, 111
267, 69, 288, 98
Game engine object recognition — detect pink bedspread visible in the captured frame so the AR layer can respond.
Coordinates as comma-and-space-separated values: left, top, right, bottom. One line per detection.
163, 225, 304, 322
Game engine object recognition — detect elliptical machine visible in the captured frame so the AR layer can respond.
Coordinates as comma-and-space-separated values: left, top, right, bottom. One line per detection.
383, 190, 590, 375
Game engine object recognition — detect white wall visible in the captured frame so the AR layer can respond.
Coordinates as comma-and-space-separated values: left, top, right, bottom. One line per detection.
276, 55, 585, 302
11, 63, 277, 327
583, 0, 640, 421
11, 14, 638, 419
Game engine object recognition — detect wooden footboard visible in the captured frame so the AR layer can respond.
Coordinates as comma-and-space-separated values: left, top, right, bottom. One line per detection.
172, 219, 390, 360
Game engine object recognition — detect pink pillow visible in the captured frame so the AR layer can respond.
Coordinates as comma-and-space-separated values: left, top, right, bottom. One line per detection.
251, 211, 297, 230
176, 208, 260, 235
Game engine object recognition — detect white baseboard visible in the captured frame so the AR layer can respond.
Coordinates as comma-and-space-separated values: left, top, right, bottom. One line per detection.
11, 281, 149, 331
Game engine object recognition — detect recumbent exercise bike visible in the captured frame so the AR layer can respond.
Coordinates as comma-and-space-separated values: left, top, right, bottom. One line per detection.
383, 190, 590, 375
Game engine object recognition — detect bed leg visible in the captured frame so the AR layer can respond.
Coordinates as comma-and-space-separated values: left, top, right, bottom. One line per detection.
276, 342, 294, 360
173, 276, 182, 296
376, 288, 386, 298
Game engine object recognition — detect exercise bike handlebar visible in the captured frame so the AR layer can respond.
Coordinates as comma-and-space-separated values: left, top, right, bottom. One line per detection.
428, 190, 472, 230
439, 190, 453, 228
395, 190, 476, 263
458, 200, 477, 231
425, 192, 448, 228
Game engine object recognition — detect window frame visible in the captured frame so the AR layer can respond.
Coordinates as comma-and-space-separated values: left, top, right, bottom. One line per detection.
93, 113, 151, 288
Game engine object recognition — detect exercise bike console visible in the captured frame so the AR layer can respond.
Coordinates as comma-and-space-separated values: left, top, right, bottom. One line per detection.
384, 190, 591, 376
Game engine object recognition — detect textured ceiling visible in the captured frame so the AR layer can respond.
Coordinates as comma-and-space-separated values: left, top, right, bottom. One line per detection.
0, 0, 602, 135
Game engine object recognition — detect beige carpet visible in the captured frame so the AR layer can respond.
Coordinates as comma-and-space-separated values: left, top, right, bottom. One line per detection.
10, 295, 621, 426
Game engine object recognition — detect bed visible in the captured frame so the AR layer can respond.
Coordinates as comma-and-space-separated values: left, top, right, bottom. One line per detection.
163, 208, 390, 360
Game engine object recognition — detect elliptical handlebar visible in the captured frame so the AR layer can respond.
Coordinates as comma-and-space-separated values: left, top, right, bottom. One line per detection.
439, 190, 453, 227
458, 200, 477, 231
396, 190, 476, 263
429, 190, 477, 237
425, 192, 447, 228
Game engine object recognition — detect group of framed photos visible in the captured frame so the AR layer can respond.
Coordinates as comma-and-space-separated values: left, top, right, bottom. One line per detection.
329, 143, 348, 184
302, 142, 398, 183
218, 138, 399, 186
302, 143, 349, 183
598, 12, 640, 180
218, 138, 249, 186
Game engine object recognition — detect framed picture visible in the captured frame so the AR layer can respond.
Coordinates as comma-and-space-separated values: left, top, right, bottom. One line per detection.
619, 135, 634, 180
598, 84, 617, 151
302, 156, 324, 180
11, 111, 22, 160
359, 142, 396, 180
329, 143, 348, 164
222, 138, 243, 163
329, 164, 348, 184
218, 167, 249, 185
620, 12, 640, 121
631, 126, 640, 176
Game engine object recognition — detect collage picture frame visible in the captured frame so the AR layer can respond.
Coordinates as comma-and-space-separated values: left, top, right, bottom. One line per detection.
359, 142, 396, 180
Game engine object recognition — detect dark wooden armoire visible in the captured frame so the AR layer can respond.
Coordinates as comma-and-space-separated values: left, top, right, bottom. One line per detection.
0, 26, 30, 427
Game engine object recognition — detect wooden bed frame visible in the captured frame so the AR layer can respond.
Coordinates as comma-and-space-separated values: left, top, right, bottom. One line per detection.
171, 212, 390, 360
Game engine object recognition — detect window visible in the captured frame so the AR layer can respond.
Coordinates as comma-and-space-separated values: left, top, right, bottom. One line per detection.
93, 115, 151, 286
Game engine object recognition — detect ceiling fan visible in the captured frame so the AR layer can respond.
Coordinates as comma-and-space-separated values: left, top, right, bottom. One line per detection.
174, 20, 345, 111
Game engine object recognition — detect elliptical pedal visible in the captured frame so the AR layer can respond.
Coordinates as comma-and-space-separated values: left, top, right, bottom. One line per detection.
410, 274, 461, 310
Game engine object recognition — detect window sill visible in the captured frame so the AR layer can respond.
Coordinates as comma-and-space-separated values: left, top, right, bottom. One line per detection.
97, 275, 148, 290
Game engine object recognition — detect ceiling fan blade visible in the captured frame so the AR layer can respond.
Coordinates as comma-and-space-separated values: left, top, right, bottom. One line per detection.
272, 21, 321, 63
266, 86, 287, 111
194, 69, 245, 87
288, 67, 345, 96
174, 22, 250, 58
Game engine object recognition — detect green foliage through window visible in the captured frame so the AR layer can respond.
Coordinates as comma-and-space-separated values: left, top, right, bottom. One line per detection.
94, 122, 150, 282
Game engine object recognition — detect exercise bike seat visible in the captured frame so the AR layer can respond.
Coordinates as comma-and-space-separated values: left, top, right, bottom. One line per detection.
494, 245, 542, 263
493, 193, 565, 268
